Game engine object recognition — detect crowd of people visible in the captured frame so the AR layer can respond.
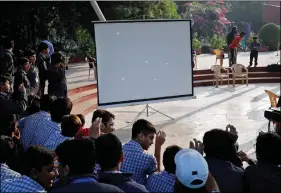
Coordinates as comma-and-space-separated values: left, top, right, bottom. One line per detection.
1, 36, 281, 193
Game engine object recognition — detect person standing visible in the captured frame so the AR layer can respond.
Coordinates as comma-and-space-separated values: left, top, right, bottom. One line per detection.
47, 52, 67, 98
24, 49, 40, 95
13, 58, 31, 97
248, 36, 261, 67
0, 37, 15, 83
229, 32, 246, 66
36, 42, 49, 96
226, 27, 238, 66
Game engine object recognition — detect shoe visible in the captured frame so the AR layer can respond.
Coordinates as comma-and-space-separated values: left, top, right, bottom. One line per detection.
254, 64, 257, 67
248, 64, 252, 67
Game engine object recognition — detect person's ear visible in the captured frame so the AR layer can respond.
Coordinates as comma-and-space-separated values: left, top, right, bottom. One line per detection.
30, 168, 39, 180
120, 152, 124, 163
137, 133, 145, 142
59, 164, 69, 177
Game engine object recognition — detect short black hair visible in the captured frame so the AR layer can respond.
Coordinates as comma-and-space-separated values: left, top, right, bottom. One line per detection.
163, 145, 182, 174
91, 109, 115, 126
27, 95, 41, 115
51, 52, 64, 65
256, 132, 281, 165
24, 49, 36, 57
240, 32, 246, 36
77, 114, 85, 126
95, 133, 122, 171
37, 42, 49, 52
50, 97, 73, 123
203, 129, 237, 159
18, 57, 29, 66
61, 115, 82, 137
0, 135, 16, 163
0, 114, 17, 136
131, 119, 156, 139
0, 75, 10, 85
1, 36, 14, 49
55, 138, 96, 175
40, 94, 57, 112
253, 36, 258, 40
22, 145, 55, 176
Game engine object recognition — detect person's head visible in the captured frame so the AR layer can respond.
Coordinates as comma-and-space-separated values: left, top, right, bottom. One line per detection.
51, 52, 64, 68
24, 49, 36, 64
131, 119, 157, 150
0, 114, 17, 137
203, 129, 237, 160
256, 132, 281, 165
240, 32, 246, 38
95, 133, 123, 171
0, 75, 11, 93
163, 145, 182, 174
91, 109, 115, 133
76, 114, 85, 127
61, 114, 82, 138
2, 36, 14, 50
38, 42, 49, 55
55, 138, 96, 177
22, 145, 57, 190
26, 95, 41, 115
50, 97, 73, 123
174, 149, 209, 193
231, 26, 237, 33
0, 135, 16, 164
18, 57, 30, 72
253, 36, 258, 42
40, 94, 57, 112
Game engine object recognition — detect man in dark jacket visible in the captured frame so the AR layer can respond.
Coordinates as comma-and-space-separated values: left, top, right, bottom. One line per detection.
0, 37, 15, 82
36, 42, 49, 96
51, 138, 124, 193
0, 75, 27, 120
95, 133, 149, 193
13, 58, 31, 97
25, 49, 40, 95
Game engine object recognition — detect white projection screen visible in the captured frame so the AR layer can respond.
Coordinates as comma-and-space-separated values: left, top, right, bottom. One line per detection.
93, 20, 194, 108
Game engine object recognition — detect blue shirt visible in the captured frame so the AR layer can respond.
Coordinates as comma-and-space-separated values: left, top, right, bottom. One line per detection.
1, 163, 21, 182
120, 140, 157, 185
44, 131, 71, 151
1, 175, 46, 192
146, 170, 175, 192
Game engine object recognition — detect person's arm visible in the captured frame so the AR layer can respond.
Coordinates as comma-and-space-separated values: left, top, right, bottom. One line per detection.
11, 84, 28, 113
13, 72, 24, 92
154, 130, 166, 171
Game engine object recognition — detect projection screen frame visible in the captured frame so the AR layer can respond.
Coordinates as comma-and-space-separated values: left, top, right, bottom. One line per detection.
92, 19, 194, 108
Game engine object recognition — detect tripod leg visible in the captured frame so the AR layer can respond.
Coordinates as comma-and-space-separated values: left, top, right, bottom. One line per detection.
148, 106, 174, 120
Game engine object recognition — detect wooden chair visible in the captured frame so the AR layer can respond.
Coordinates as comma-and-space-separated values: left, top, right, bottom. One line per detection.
230, 64, 248, 87
211, 65, 230, 88
213, 49, 224, 66
265, 90, 280, 131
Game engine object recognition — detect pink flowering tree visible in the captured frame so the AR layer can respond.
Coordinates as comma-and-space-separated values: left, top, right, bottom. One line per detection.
182, 1, 231, 37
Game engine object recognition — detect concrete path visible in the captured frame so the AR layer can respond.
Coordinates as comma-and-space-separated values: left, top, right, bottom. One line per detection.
84, 83, 280, 159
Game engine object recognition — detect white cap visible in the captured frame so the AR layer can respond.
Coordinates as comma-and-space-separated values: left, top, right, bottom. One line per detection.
175, 148, 209, 189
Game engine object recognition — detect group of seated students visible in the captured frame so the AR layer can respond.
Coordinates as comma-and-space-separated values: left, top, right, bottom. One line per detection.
0, 75, 281, 193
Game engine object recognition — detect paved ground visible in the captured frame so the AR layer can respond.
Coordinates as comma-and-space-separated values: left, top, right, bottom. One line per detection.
66, 51, 280, 90
84, 83, 280, 159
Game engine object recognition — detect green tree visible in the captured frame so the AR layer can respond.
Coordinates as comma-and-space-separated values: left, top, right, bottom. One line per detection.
74, 27, 95, 57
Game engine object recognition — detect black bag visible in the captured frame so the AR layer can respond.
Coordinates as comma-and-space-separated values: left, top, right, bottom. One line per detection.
266, 64, 281, 72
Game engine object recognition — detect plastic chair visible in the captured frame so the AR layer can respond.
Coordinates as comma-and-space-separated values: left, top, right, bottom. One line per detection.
211, 65, 230, 88
265, 90, 279, 131
213, 49, 224, 66
230, 64, 248, 87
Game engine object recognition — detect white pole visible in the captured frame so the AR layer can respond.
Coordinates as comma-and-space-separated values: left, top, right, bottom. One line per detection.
90, 1, 106, 21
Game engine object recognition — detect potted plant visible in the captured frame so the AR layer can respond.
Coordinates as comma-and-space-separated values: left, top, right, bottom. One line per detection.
192, 32, 203, 55
210, 34, 226, 54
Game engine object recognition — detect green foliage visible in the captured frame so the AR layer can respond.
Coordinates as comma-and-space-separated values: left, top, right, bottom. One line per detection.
113, 0, 180, 20
210, 34, 226, 49
74, 27, 95, 57
259, 23, 280, 51
192, 32, 203, 50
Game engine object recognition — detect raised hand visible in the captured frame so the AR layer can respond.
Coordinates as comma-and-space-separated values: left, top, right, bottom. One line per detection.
189, 138, 204, 155
89, 117, 103, 139
155, 130, 166, 147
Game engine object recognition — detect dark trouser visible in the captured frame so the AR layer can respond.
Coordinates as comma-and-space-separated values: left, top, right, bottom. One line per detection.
38, 77, 46, 97
229, 48, 237, 67
249, 50, 258, 66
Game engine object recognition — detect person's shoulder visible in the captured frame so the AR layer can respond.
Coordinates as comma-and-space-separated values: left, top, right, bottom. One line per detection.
123, 180, 149, 192
97, 182, 125, 192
